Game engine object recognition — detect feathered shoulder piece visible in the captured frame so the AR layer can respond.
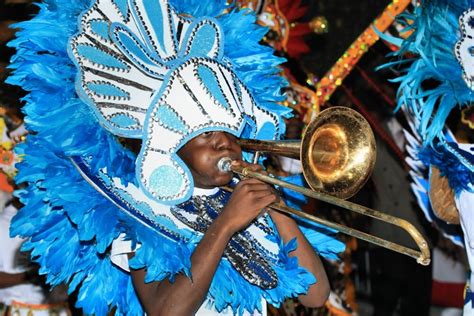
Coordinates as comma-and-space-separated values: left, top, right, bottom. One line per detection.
379, 0, 474, 193
7, 0, 344, 314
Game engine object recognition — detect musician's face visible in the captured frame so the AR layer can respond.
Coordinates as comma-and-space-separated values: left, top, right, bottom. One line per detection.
177, 131, 242, 189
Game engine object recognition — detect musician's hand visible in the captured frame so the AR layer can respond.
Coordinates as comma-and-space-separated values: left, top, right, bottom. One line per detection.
235, 160, 265, 173
236, 160, 281, 205
218, 161, 279, 234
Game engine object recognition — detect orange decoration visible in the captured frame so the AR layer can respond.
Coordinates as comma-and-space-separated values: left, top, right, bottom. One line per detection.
238, 0, 314, 59
0, 172, 13, 193
0, 148, 14, 166
305, 0, 411, 122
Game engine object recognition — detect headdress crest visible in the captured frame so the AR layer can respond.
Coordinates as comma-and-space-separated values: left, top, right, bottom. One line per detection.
6, 0, 345, 313
70, 0, 280, 204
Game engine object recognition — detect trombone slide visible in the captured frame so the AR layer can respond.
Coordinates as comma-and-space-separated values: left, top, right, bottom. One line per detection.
220, 160, 431, 266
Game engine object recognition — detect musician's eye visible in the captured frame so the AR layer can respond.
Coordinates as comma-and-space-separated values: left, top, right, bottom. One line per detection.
201, 131, 213, 137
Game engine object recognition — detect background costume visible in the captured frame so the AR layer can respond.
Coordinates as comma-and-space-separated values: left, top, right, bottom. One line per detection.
379, 0, 474, 314
0, 116, 70, 315
0, 202, 70, 316
7, 0, 344, 314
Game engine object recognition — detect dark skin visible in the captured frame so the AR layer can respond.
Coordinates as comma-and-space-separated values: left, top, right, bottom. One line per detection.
0, 261, 41, 289
130, 131, 330, 315
0, 272, 28, 289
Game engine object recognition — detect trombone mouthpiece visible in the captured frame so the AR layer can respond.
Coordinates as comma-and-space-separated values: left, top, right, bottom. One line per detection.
217, 157, 233, 172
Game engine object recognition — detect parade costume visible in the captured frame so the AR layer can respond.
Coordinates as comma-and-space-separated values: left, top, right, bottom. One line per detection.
7, 0, 344, 314
379, 0, 474, 313
0, 116, 70, 315
0, 204, 71, 316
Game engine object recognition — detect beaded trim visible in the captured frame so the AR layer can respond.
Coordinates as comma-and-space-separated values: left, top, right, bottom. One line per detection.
455, 8, 474, 91
70, 0, 282, 204
173, 189, 278, 289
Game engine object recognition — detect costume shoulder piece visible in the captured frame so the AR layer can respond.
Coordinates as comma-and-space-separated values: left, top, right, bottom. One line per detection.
378, 0, 474, 243
379, 0, 473, 183
7, 0, 344, 314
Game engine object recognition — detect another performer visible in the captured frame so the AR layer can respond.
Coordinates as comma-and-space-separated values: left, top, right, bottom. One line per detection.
380, 0, 474, 314
0, 114, 70, 316
7, 0, 345, 314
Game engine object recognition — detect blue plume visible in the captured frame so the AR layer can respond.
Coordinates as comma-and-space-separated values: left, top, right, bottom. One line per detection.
7, 0, 342, 314
419, 144, 474, 195
379, 0, 474, 145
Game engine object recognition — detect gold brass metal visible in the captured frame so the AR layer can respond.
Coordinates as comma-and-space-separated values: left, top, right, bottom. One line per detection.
238, 107, 376, 199
232, 106, 430, 265
301, 107, 376, 199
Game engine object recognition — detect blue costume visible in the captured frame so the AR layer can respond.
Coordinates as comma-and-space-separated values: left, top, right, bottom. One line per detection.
380, 0, 474, 313
7, 0, 344, 314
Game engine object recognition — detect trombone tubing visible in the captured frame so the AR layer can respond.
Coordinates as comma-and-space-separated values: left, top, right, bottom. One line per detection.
230, 164, 431, 266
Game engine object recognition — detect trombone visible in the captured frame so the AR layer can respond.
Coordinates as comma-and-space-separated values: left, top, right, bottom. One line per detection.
218, 107, 430, 266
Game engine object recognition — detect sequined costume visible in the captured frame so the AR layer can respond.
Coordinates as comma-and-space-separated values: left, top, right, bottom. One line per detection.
379, 0, 474, 314
7, 0, 345, 314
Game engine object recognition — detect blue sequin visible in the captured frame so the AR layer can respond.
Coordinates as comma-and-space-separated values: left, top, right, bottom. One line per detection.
188, 23, 218, 57
142, 0, 167, 54
156, 104, 188, 133
110, 114, 139, 128
90, 20, 110, 40
115, 27, 160, 67
149, 165, 183, 196
198, 64, 230, 109
113, 0, 129, 18
88, 82, 129, 98
76, 45, 128, 69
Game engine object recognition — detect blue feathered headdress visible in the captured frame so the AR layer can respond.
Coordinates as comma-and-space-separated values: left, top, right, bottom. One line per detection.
379, 0, 474, 194
69, 0, 287, 204
6, 0, 344, 314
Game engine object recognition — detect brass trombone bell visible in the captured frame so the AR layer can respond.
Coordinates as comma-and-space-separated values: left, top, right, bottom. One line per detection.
238, 107, 377, 199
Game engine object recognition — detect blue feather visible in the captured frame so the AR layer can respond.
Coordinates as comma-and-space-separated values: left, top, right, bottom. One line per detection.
7, 0, 343, 314
380, 0, 474, 220
419, 145, 474, 195
381, 0, 473, 145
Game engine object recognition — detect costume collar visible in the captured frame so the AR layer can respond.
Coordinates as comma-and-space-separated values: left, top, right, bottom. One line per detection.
193, 186, 219, 196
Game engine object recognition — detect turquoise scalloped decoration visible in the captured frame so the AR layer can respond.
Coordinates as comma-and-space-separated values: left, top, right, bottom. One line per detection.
6, 0, 343, 314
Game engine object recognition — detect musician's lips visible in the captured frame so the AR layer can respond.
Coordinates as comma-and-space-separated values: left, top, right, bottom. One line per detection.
216, 155, 238, 173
